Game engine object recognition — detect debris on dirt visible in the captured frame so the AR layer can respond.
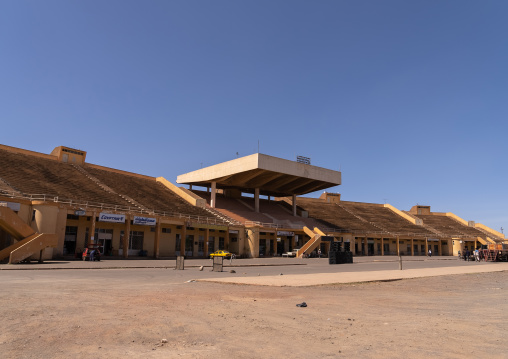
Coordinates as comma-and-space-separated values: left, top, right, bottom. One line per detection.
186, 280, 196, 283
280, 273, 283, 275
161, 339, 167, 344
230, 270, 236, 273
296, 302, 307, 307
199, 266, 204, 271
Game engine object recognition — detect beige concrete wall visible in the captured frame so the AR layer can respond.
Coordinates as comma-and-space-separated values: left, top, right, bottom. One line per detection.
475, 223, 505, 239
384, 204, 418, 224
445, 212, 469, 226
246, 227, 259, 258
157, 177, 206, 207
31, 202, 66, 259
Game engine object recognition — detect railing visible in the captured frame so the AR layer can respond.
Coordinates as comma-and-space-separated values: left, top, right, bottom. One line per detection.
0, 190, 231, 226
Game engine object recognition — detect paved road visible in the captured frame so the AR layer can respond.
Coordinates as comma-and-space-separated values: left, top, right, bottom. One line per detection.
1, 256, 506, 287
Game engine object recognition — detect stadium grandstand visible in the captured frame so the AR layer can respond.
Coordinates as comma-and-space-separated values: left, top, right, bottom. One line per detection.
0, 144, 505, 263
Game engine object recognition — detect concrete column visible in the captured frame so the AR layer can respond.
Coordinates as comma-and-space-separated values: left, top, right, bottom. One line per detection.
123, 215, 130, 259
246, 228, 260, 258
425, 238, 429, 254
255, 188, 260, 213
381, 238, 384, 256
411, 238, 414, 256
189, 185, 193, 190
181, 224, 187, 256
225, 227, 230, 251
438, 240, 442, 256
90, 211, 97, 246
396, 236, 400, 256
292, 194, 297, 216
364, 237, 368, 255
211, 182, 217, 208
153, 219, 160, 259
204, 228, 209, 257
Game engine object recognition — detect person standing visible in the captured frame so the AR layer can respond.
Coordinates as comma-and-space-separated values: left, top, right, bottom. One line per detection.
458, 250, 461, 260
428, 248, 432, 257
318, 249, 322, 258
465, 249, 470, 262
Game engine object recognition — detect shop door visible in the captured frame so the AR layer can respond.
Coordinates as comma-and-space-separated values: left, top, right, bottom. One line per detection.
97, 230, 113, 255
207, 237, 215, 255
277, 240, 284, 255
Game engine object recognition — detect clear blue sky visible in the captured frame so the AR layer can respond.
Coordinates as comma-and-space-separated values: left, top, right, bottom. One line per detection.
1, 1, 506, 233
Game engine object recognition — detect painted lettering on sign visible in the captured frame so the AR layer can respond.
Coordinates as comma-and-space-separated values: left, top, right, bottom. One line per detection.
133, 216, 156, 226
277, 231, 294, 236
99, 213, 126, 223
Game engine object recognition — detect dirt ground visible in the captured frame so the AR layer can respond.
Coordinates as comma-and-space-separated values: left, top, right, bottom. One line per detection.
1, 269, 507, 359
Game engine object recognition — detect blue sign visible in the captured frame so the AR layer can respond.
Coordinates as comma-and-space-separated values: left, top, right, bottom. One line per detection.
133, 216, 156, 226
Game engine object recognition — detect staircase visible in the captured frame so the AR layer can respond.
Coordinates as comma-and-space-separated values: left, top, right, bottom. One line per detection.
71, 164, 150, 213
0, 206, 58, 264
0, 176, 23, 196
296, 226, 323, 258
204, 206, 241, 226
474, 227, 500, 244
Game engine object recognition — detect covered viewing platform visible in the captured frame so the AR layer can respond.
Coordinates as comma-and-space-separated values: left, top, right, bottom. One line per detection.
176, 153, 342, 216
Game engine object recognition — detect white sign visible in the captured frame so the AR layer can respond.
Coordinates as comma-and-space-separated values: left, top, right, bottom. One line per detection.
229, 230, 239, 234
0, 201, 21, 211
277, 231, 294, 236
99, 213, 126, 223
133, 216, 156, 226
75, 210, 86, 216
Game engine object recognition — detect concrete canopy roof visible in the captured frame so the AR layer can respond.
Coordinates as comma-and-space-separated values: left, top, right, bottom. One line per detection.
176, 153, 341, 197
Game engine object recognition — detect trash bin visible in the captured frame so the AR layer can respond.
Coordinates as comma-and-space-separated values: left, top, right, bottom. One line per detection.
176, 256, 185, 270
213, 256, 223, 272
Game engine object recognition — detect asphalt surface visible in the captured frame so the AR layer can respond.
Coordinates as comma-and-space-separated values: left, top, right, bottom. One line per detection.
1, 256, 506, 287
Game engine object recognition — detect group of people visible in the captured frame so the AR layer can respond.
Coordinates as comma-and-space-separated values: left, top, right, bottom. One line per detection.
458, 249, 481, 262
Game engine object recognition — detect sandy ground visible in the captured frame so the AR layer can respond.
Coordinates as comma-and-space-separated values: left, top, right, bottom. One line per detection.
1, 263, 507, 358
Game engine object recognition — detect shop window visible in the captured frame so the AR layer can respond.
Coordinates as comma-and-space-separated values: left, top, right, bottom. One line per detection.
219, 237, 225, 250
175, 234, 181, 251
63, 226, 78, 255
67, 214, 79, 220
162, 228, 171, 234
185, 235, 194, 256
231, 237, 238, 243
198, 236, 204, 253
130, 231, 144, 251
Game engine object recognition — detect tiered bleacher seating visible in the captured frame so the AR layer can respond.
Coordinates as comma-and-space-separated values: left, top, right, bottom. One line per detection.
415, 214, 485, 238
84, 166, 217, 219
0, 148, 132, 206
0, 178, 16, 194
295, 198, 384, 233
191, 191, 274, 224
340, 201, 436, 237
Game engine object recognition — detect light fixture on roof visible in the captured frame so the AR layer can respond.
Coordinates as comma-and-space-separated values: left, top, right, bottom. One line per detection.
296, 155, 311, 165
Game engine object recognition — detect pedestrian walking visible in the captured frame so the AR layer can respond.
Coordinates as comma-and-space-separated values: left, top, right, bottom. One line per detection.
428, 248, 432, 257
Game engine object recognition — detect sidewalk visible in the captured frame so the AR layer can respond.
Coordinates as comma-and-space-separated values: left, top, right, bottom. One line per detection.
199, 262, 508, 287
